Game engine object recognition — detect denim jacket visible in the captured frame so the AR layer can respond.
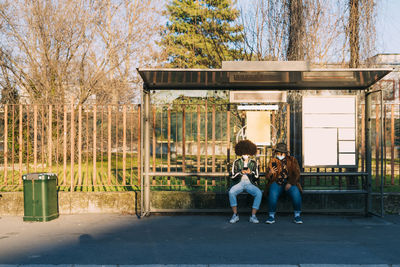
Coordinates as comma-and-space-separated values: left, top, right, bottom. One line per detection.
231, 158, 259, 186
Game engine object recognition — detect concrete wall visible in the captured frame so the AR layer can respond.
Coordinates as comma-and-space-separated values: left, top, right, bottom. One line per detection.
0, 191, 399, 216
0, 192, 140, 216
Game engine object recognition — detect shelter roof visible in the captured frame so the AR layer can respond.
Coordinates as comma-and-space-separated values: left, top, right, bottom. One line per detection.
137, 65, 392, 90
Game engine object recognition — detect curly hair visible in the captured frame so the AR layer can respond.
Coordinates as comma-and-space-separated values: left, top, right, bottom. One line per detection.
234, 139, 257, 156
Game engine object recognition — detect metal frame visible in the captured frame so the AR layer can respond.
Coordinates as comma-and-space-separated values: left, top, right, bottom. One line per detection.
365, 89, 385, 217
138, 66, 392, 216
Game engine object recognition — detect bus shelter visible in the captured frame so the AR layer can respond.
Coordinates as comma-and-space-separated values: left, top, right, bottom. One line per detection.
137, 61, 392, 217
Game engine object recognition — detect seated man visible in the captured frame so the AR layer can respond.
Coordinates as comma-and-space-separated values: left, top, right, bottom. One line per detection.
229, 139, 261, 224
265, 142, 303, 224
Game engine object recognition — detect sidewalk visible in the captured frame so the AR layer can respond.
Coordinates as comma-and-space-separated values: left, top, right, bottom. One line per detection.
0, 214, 400, 265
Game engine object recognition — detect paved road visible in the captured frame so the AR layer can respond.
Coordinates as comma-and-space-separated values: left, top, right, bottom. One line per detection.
0, 214, 400, 265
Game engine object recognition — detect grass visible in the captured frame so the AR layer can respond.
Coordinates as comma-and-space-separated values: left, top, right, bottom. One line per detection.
1, 154, 400, 193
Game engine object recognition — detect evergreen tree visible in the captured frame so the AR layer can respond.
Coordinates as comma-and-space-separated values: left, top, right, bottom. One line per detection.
161, 0, 244, 68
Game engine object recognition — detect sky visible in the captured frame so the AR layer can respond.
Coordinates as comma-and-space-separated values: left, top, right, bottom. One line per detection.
376, 0, 400, 54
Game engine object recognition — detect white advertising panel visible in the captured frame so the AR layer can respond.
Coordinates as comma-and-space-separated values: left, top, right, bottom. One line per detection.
303, 96, 356, 167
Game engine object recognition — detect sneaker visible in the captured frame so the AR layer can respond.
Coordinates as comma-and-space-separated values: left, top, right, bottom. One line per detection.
229, 214, 239, 224
249, 215, 259, 224
265, 216, 275, 224
294, 216, 303, 224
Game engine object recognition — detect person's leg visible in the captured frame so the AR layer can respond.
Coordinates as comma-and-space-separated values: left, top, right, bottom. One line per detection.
228, 182, 244, 223
267, 182, 284, 223
244, 183, 262, 215
286, 185, 302, 223
243, 183, 262, 223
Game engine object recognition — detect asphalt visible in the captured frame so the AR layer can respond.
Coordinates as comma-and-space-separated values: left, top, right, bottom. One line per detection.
0, 213, 400, 266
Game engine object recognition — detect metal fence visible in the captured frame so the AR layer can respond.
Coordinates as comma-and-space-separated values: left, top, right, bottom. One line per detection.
1, 100, 399, 192
0, 104, 141, 192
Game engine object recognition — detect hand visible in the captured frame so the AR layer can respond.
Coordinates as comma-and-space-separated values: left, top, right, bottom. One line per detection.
241, 168, 251, 174
285, 183, 292, 191
269, 166, 278, 175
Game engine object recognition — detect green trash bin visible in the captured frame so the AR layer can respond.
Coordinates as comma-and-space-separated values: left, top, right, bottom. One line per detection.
23, 173, 59, 222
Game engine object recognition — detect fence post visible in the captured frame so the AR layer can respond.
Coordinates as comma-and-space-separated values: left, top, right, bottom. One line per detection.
361, 104, 365, 172
19, 105, 23, 184
108, 105, 112, 185
4, 105, 8, 184
48, 105, 53, 173
197, 105, 201, 185
167, 107, 171, 174
391, 104, 395, 185
375, 104, 379, 186
11, 106, 15, 184
205, 101, 208, 174
182, 105, 186, 177
70, 103, 75, 192
137, 105, 141, 186
78, 105, 82, 186
212, 104, 216, 173
63, 105, 67, 187
123, 105, 127, 186
93, 105, 97, 186
33, 105, 37, 173
152, 106, 156, 173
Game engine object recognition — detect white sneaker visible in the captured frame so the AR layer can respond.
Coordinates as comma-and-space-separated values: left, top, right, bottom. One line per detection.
229, 214, 239, 223
249, 215, 259, 224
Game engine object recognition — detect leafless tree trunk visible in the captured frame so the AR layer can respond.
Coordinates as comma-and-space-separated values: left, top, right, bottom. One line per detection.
348, 0, 360, 68
287, 0, 305, 60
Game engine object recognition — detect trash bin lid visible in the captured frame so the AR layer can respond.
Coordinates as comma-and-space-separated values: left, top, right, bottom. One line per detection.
22, 173, 58, 180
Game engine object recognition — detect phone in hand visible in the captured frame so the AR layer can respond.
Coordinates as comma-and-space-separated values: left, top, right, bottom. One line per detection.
243, 166, 249, 170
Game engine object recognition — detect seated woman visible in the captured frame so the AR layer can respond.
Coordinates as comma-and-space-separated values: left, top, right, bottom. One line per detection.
265, 142, 303, 224
229, 139, 261, 224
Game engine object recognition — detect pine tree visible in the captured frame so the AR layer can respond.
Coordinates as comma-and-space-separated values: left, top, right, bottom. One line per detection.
160, 0, 244, 69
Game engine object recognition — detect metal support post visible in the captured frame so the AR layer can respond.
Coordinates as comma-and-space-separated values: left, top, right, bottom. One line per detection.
144, 89, 151, 216
380, 90, 384, 217
365, 90, 372, 215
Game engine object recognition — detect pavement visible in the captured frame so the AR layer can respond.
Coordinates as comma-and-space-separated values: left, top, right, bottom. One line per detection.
0, 213, 400, 266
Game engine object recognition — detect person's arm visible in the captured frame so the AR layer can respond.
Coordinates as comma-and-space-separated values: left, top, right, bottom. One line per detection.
231, 159, 242, 181
249, 159, 259, 182
287, 156, 300, 185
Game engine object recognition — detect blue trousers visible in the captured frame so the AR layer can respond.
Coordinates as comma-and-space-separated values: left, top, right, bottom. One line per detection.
268, 182, 302, 212
229, 179, 262, 210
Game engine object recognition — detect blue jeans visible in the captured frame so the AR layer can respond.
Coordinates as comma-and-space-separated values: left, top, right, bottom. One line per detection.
268, 182, 302, 212
229, 179, 262, 210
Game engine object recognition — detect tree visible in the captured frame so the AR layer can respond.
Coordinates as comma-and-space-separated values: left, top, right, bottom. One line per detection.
240, 0, 348, 64
160, 0, 244, 69
0, 0, 164, 105
287, 0, 305, 61
240, 0, 288, 61
347, 0, 376, 68
0, 48, 19, 104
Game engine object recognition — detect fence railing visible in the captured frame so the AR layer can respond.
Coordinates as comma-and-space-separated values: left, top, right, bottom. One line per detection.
0, 104, 141, 192
1, 101, 399, 192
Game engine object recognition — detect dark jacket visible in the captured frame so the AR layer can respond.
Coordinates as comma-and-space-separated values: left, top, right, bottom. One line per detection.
265, 155, 302, 192
231, 158, 259, 186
